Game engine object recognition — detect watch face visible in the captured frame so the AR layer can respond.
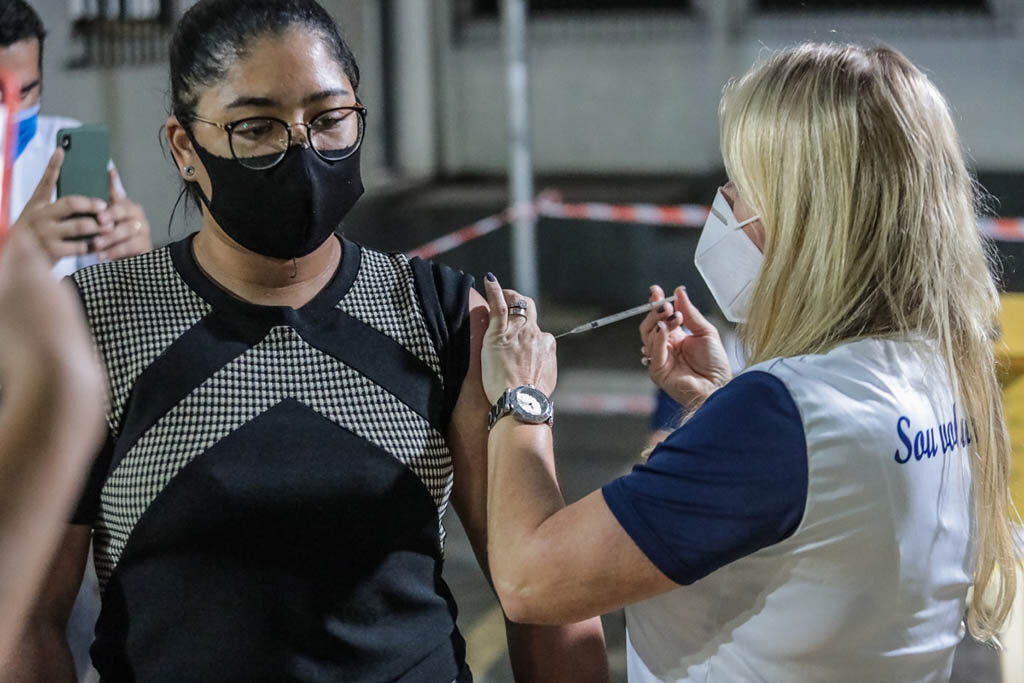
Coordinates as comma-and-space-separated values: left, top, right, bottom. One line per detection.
512, 386, 551, 423
518, 393, 543, 416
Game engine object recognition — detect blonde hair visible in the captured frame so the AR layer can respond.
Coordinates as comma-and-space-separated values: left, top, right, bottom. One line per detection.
719, 43, 1018, 640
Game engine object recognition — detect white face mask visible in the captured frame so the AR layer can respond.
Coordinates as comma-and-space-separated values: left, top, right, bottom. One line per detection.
694, 189, 763, 323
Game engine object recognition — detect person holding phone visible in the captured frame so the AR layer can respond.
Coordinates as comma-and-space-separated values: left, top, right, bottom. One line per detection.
480, 43, 1019, 682
0, 0, 152, 278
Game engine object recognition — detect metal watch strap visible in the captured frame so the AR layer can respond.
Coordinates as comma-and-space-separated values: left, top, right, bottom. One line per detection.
487, 386, 554, 431
487, 388, 513, 432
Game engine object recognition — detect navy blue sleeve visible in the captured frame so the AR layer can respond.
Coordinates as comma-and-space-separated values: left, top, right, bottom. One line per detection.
651, 389, 684, 432
603, 371, 808, 585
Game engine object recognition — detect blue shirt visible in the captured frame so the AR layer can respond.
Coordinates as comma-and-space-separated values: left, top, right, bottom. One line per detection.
604, 371, 808, 585
651, 389, 683, 432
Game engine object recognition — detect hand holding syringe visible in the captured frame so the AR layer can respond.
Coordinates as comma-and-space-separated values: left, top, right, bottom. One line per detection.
555, 295, 679, 339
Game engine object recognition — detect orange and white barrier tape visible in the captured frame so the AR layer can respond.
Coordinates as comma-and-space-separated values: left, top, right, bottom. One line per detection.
536, 193, 710, 227
980, 217, 1024, 241
405, 208, 516, 261
404, 190, 1024, 259
405, 191, 558, 260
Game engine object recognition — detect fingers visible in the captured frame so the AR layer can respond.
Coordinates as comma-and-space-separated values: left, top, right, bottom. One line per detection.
104, 200, 138, 224
640, 296, 676, 338
664, 310, 684, 332
483, 273, 508, 336
648, 284, 665, 304
56, 217, 103, 241
674, 286, 716, 337
51, 195, 110, 222
649, 320, 671, 372
91, 219, 139, 253
504, 289, 537, 327
28, 148, 65, 204
108, 167, 125, 200
92, 199, 144, 250
93, 197, 150, 260
46, 237, 92, 260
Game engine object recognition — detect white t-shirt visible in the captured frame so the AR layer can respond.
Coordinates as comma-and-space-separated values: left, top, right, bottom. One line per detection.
615, 338, 973, 682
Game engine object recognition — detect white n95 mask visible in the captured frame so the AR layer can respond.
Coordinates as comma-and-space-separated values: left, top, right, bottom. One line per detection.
694, 189, 763, 323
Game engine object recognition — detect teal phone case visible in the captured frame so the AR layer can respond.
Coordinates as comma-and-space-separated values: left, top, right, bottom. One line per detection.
56, 124, 109, 203
55, 124, 109, 240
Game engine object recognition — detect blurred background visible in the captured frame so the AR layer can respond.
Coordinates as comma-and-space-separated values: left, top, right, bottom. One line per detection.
38, 1, 1024, 681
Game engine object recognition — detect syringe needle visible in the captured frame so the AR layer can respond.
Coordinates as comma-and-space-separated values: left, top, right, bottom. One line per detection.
555, 295, 678, 339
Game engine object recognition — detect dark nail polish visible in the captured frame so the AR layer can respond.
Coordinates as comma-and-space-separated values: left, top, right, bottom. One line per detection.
657, 304, 666, 313
486, 272, 496, 282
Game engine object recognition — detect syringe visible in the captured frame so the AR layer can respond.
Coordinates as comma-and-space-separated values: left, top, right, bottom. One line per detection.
555, 295, 678, 339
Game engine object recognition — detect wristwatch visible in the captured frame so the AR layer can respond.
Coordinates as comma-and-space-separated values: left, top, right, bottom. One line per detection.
487, 385, 554, 431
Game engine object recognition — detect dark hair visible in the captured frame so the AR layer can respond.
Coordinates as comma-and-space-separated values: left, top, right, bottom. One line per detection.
0, 0, 46, 69
170, 0, 359, 121
167, 0, 360, 221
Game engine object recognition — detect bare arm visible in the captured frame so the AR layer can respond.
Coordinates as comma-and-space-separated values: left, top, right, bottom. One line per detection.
486, 423, 677, 624
448, 287, 609, 682
0, 526, 91, 681
0, 231, 105, 674
479, 277, 678, 626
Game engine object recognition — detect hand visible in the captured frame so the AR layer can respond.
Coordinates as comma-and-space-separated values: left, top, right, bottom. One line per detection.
90, 166, 152, 261
480, 274, 557, 405
11, 148, 114, 265
639, 285, 732, 410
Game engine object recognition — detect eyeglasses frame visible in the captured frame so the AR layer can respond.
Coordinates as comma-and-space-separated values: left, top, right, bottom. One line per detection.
187, 103, 368, 169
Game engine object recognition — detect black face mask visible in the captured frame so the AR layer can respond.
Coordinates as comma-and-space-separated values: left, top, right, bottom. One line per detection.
186, 130, 364, 259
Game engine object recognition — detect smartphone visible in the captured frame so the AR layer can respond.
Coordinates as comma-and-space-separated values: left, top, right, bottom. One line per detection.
56, 124, 109, 241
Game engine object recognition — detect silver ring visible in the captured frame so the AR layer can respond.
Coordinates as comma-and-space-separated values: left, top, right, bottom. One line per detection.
509, 307, 528, 319
512, 298, 528, 310
641, 356, 651, 367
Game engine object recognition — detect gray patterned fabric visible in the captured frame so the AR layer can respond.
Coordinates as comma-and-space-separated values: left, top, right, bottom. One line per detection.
72, 248, 211, 433
73, 241, 457, 591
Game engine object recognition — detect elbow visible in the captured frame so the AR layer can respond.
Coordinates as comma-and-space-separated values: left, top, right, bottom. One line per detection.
492, 572, 574, 626
489, 538, 586, 625
495, 583, 548, 625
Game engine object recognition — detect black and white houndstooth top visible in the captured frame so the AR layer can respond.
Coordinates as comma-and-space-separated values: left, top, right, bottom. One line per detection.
70, 233, 474, 682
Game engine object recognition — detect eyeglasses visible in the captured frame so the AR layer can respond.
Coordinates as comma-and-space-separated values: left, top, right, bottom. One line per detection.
188, 105, 367, 170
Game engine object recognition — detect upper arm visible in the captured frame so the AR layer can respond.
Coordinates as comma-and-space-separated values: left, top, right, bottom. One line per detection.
503, 490, 678, 623
407, 256, 492, 570
447, 287, 492, 570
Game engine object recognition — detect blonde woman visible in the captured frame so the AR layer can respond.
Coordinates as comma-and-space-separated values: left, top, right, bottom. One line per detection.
479, 43, 1019, 682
